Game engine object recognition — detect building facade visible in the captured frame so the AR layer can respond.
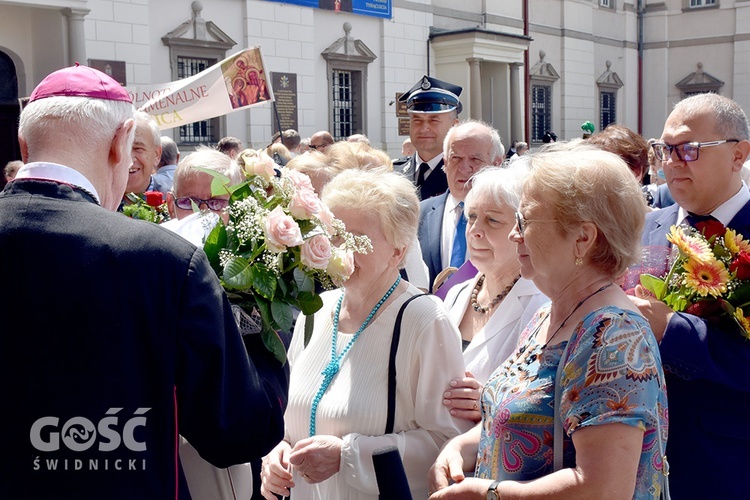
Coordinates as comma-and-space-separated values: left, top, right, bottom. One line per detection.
0, 0, 748, 166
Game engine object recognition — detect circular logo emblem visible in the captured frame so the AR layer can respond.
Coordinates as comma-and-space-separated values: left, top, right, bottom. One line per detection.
62, 417, 96, 451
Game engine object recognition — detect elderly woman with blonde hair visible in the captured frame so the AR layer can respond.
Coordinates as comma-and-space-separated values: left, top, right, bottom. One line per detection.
429, 146, 669, 499
261, 168, 470, 499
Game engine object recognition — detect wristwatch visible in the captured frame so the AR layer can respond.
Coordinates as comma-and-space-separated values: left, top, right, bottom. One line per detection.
486, 480, 501, 500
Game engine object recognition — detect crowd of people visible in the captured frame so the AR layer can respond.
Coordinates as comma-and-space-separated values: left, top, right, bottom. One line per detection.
3, 64, 749, 500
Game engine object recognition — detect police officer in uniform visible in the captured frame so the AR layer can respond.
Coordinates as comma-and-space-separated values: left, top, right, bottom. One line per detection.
393, 75, 462, 200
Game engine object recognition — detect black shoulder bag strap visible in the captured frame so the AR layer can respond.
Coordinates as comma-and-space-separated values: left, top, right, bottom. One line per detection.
385, 293, 427, 434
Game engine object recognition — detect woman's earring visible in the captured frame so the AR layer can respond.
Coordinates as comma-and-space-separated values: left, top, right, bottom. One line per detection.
575, 257, 583, 266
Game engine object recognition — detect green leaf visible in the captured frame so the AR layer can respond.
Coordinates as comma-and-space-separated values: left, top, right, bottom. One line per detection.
203, 223, 227, 266
271, 301, 294, 332
297, 291, 323, 315
224, 256, 254, 290
261, 326, 288, 365
727, 281, 750, 307
229, 182, 254, 202
252, 264, 277, 300
304, 314, 314, 348
294, 267, 315, 293
194, 167, 232, 197
640, 274, 667, 300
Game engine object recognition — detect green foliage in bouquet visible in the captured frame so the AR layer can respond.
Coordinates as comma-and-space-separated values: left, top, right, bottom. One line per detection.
199, 152, 370, 364
640, 221, 750, 340
122, 191, 170, 223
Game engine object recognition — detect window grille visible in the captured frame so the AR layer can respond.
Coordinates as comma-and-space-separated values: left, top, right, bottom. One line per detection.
177, 56, 216, 145
600, 91, 616, 130
332, 70, 357, 141
531, 85, 551, 143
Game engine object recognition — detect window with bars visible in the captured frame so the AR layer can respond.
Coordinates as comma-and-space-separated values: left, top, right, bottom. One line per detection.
331, 69, 362, 141
600, 91, 616, 130
600, 0, 611, 7
177, 56, 218, 145
690, 0, 716, 6
531, 85, 551, 143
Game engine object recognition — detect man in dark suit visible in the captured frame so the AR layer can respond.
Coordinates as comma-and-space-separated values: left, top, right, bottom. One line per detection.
1, 65, 286, 499
633, 93, 750, 499
418, 120, 505, 290
393, 75, 461, 200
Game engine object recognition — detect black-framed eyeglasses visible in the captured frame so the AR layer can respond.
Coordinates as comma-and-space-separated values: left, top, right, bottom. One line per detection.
175, 196, 229, 211
514, 211, 558, 237
308, 144, 323, 151
651, 139, 739, 162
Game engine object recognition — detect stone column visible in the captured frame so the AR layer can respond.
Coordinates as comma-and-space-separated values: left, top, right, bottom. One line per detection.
467, 57, 483, 120
509, 62, 523, 143
62, 8, 90, 66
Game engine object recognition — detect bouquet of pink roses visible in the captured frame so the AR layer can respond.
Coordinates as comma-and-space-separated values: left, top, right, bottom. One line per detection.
640, 220, 750, 339
201, 150, 371, 364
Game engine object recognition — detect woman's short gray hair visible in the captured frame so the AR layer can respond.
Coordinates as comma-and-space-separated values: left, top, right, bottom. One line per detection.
321, 168, 419, 258
465, 163, 530, 212
173, 146, 243, 195
523, 145, 647, 277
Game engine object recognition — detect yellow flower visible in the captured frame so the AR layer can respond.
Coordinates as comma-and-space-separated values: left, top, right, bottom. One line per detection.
724, 228, 750, 256
733, 308, 750, 339
667, 226, 713, 262
683, 258, 730, 297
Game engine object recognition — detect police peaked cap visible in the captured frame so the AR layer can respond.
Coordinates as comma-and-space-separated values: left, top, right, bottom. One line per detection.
399, 75, 463, 114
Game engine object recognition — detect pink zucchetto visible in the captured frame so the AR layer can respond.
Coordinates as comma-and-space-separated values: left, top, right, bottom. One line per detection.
29, 62, 132, 103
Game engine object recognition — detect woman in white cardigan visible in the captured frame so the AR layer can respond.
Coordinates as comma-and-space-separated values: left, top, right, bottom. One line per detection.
260, 168, 470, 499
442, 165, 549, 423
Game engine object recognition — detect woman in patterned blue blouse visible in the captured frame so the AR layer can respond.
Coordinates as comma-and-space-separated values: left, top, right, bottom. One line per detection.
428, 144, 669, 499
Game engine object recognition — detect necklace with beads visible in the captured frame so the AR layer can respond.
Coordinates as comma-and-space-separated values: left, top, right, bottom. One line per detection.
309, 274, 402, 436
471, 274, 521, 314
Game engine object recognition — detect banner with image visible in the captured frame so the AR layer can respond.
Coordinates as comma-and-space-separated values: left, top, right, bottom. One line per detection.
126, 47, 273, 130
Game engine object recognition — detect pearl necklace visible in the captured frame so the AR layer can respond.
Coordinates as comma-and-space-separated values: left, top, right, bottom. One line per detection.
471, 274, 521, 314
309, 275, 402, 436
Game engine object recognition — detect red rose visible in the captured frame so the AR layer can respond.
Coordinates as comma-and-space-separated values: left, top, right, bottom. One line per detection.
730, 251, 750, 280
694, 219, 725, 240
686, 299, 724, 318
144, 191, 164, 207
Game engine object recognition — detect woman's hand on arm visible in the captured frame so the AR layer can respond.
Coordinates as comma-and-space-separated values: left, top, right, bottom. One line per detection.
428, 477, 494, 499
260, 440, 293, 500
288, 435, 343, 484
442, 371, 483, 423
428, 424, 483, 494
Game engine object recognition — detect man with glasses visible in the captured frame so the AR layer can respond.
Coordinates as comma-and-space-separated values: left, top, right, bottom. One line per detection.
633, 93, 750, 499
418, 120, 504, 290
308, 130, 334, 153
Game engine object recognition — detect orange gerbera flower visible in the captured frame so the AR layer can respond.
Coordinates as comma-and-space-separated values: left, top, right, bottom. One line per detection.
724, 228, 750, 256
667, 226, 712, 262
733, 308, 750, 340
683, 258, 729, 297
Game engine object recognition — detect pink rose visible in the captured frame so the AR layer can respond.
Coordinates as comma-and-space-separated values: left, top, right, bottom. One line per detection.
327, 246, 355, 284
317, 205, 336, 235
283, 168, 315, 192
289, 187, 321, 220
300, 234, 332, 269
264, 206, 303, 252
241, 150, 276, 181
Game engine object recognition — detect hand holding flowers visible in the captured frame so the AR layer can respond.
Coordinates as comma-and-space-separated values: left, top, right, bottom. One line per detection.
640, 221, 750, 339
